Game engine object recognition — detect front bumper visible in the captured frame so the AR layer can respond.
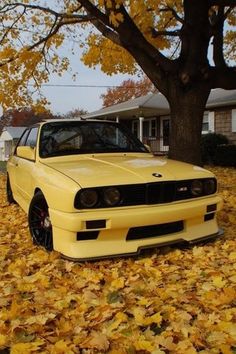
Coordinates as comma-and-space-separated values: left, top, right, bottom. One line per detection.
49, 195, 223, 260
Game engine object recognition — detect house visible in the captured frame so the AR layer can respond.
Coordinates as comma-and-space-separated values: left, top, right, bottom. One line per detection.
0, 127, 26, 161
85, 88, 236, 153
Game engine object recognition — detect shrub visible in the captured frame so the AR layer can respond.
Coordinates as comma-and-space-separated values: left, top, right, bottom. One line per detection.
214, 145, 236, 167
201, 133, 229, 164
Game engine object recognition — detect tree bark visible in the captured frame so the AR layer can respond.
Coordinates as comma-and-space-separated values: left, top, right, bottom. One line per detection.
167, 85, 211, 165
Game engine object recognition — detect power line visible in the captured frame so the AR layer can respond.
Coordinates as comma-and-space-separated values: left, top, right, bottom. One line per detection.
41, 84, 123, 88
29, 84, 146, 88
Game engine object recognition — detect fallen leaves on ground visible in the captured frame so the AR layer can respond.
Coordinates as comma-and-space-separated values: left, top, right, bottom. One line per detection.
0, 167, 235, 354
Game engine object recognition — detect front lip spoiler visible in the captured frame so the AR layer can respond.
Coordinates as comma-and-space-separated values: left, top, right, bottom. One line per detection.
62, 229, 224, 262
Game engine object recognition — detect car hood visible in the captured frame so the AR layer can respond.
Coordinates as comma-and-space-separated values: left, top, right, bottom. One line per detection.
43, 153, 213, 188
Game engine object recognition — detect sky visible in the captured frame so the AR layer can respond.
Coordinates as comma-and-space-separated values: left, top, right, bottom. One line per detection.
37, 37, 136, 116
41, 59, 134, 115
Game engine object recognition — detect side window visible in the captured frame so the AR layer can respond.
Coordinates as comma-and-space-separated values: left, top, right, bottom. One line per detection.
17, 129, 29, 147
25, 128, 38, 147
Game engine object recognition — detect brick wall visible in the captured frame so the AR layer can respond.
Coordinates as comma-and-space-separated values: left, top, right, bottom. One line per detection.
215, 109, 236, 145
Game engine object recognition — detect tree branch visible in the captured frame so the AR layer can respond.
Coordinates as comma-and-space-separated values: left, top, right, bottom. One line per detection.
210, 66, 236, 88
91, 20, 121, 46
77, 0, 111, 28
159, 6, 184, 24
212, 6, 227, 67
209, 0, 236, 6
151, 28, 181, 38
0, 7, 26, 45
0, 2, 92, 21
224, 5, 234, 18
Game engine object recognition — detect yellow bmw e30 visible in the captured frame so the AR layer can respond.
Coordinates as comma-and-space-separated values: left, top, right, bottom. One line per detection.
6, 119, 223, 260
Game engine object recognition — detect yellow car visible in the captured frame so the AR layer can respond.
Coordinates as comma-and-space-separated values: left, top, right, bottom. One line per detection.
7, 119, 223, 260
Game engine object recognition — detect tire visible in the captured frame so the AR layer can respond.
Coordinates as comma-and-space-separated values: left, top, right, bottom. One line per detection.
28, 192, 53, 251
6, 175, 16, 204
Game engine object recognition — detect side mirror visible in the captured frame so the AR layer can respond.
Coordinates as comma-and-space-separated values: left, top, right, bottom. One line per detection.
16, 146, 36, 161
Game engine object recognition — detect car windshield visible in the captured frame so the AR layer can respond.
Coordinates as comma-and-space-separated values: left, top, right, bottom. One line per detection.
39, 121, 148, 158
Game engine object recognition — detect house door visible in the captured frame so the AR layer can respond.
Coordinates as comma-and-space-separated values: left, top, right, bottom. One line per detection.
160, 117, 170, 151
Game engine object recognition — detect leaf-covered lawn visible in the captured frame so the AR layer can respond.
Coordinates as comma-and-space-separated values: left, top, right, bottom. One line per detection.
0, 167, 235, 354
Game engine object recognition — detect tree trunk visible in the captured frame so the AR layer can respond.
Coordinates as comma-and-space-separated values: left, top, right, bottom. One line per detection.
167, 85, 211, 165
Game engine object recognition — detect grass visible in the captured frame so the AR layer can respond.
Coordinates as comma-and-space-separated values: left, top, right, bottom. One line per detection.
0, 161, 7, 173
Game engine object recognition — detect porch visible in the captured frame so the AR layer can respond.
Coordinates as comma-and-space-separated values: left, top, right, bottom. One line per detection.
84, 92, 170, 155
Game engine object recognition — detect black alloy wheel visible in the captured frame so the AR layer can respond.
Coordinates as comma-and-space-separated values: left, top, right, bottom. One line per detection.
6, 175, 15, 204
28, 192, 53, 251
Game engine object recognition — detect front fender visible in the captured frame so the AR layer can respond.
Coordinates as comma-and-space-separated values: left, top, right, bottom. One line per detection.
32, 162, 80, 212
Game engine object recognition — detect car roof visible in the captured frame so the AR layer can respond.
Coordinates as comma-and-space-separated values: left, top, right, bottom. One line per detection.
27, 119, 117, 129
43, 118, 115, 123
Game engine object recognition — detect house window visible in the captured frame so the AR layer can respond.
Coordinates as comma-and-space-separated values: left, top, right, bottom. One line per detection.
202, 111, 215, 134
202, 112, 209, 133
151, 119, 157, 137
232, 109, 236, 132
140, 118, 157, 137
132, 118, 157, 138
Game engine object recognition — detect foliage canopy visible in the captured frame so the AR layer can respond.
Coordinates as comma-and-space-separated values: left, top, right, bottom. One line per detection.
0, 0, 235, 110
101, 77, 156, 107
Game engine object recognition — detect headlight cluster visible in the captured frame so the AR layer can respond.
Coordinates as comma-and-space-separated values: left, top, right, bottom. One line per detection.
74, 178, 217, 209
190, 178, 216, 197
75, 187, 122, 209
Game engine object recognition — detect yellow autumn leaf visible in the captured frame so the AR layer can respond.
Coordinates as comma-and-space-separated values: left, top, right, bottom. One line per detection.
111, 277, 125, 289
229, 252, 236, 261
11, 340, 44, 354
220, 344, 233, 354
115, 311, 128, 322
25, 313, 56, 325
107, 311, 128, 332
229, 275, 236, 283
218, 321, 236, 339
148, 312, 163, 325
80, 331, 109, 351
212, 276, 226, 288
134, 339, 155, 351
51, 339, 73, 354
0, 334, 7, 347
228, 214, 236, 224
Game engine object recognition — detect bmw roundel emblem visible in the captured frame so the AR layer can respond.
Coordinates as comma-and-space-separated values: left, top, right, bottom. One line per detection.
152, 173, 162, 178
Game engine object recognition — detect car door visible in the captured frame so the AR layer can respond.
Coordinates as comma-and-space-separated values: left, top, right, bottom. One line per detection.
7, 128, 30, 200
14, 127, 38, 207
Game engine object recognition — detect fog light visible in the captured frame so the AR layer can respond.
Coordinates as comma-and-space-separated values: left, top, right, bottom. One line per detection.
207, 204, 217, 213
86, 220, 106, 229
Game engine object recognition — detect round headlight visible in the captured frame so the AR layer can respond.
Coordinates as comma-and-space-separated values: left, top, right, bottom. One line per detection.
103, 187, 121, 207
191, 180, 203, 196
204, 179, 216, 195
79, 189, 98, 208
